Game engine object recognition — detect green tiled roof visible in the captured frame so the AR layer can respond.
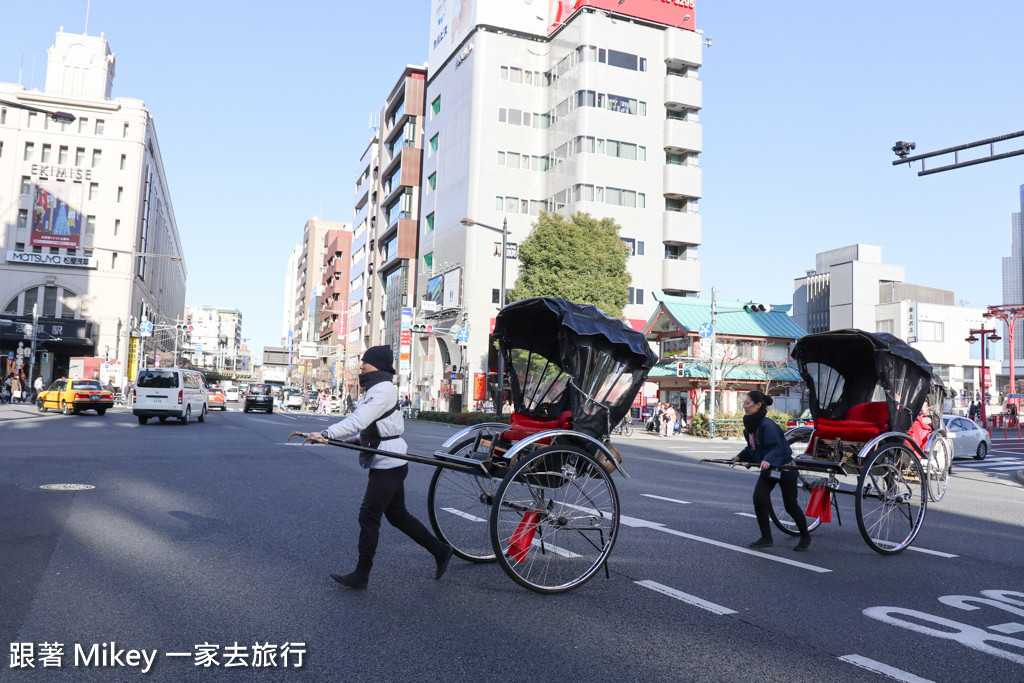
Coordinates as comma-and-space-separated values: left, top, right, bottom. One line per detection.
648, 361, 804, 382
646, 293, 808, 340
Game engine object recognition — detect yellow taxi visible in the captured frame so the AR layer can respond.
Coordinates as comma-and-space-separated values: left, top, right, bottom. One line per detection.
37, 378, 115, 416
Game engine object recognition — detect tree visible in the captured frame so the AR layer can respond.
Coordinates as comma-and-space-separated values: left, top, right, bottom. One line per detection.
508, 211, 630, 318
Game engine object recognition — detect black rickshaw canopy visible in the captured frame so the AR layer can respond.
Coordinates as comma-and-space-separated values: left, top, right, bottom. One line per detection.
792, 329, 946, 433
492, 297, 658, 439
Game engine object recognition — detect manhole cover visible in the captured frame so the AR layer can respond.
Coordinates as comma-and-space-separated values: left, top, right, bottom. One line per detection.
39, 483, 96, 491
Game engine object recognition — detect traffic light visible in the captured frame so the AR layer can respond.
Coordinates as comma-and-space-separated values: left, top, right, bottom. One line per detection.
411, 323, 434, 334
676, 361, 685, 377
743, 303, 772, 313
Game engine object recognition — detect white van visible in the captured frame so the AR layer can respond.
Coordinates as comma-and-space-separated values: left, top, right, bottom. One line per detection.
132, 368, 209, 425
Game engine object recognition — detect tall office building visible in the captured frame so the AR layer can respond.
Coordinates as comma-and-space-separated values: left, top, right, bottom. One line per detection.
1, 30, 184, 384
417, 0, 703, 409
1001, 185, 1024, 367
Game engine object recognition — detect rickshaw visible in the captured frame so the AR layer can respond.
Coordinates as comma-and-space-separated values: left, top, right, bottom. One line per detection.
777, 329, 951, 555
294, 297, 656, 593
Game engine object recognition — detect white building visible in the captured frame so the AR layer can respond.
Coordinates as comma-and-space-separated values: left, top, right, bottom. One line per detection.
418, 0, 703, 409
0, 30, 184, 384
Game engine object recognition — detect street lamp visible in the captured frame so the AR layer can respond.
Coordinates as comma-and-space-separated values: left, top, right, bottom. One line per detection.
983, 305, 1024, 395
0, 98, 76, 124
966, 327, 1000, 424
460, 217, 509, 414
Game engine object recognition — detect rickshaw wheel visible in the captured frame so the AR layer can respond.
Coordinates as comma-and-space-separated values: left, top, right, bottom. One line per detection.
925, 436, 952, 503
769, 472, 822, 536
770, 431, 822, 536
427, 439, 499, 563
855, 441, 927, 555
489, 444, 619, 594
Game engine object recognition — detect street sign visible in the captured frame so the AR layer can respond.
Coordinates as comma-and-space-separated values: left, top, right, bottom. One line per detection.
698, 322, 713, 339
139, 319, 153, 337
195, 344, 203, 354
446, 372, 464, 380
457, 328, 470, 343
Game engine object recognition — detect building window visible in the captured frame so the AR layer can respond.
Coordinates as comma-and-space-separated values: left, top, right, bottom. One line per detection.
120, 154, 126, 170
78, 117, 88, 134
95, 119, 105, 135
59, 146, 68, 164
20, 177, 31, 195
92, 149, 102, 168
426, 212, 435, 232
628, 287, 646, 305
23, 142, 34, 161
15, 242, 24, 251
429, 133, 438, 156
123, 122, 129, 138
89, 182, 99, 200
919, 320, 944, 342
114, 219, 121, 236
424, 252, 433, 271
85, 215, 96, 234
76, 147, 86, 166
876, 319, 894, 335
427, 172, 436, 193
41, 144, 52, 163
18, 209, 29, 228
492, 289, 500, 304
117, 186, 124, 202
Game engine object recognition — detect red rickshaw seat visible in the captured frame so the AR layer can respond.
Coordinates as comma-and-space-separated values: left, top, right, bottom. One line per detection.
813, 401, 890, 443
501, 411, 573, 443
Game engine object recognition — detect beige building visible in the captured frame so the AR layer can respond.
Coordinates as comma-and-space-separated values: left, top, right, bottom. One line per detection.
0, 30, 184, 385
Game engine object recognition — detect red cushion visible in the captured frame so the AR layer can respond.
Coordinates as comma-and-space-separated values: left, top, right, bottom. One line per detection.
810, 402, 890, 446
501, 411, 573, 443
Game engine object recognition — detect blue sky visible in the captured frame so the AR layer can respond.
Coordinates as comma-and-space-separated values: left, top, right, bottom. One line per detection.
3, 1, 1023, 357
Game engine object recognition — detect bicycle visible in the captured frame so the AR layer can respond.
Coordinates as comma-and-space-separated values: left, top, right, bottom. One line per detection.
611, 417, 633, 436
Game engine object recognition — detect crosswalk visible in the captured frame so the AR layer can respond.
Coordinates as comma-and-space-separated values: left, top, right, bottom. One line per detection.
955, 454, 1024, 472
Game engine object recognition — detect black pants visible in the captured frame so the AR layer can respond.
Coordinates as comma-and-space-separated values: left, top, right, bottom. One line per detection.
752, 475, 808, 538
355, 464, 445, 577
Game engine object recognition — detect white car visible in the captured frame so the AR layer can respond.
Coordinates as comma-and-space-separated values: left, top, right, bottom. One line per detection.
133, 368, 209, 425
224, 387, 240, 402
942, 415, 991, 460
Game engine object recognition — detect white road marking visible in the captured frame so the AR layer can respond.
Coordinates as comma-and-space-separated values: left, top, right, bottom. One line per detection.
560, 503, 831, 573
905, 546, 959, 558
735, 512, 758, 519
838, 654, 934, 683
442, 507, 486, 523
635, 580, 737, 615
666, 447, 724, 452
640, 494, 691, 505
530, 538, 579, 558
988, 622, 1024, 634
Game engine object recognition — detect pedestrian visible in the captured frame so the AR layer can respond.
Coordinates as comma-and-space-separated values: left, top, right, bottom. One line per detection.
10, 373, 23, 404
732, 390, 811, 551
299, 345, 453, 589
660, 402, 677, 437
34, 375, 44, 401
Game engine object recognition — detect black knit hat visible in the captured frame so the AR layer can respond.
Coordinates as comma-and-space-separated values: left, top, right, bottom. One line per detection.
362, 345, 395, 374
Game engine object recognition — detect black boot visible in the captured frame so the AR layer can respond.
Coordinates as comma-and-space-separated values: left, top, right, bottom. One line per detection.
748, 536, 773, 549
331, 571, 368, 589
434, 545, 454, 580
794, 534, 812, 552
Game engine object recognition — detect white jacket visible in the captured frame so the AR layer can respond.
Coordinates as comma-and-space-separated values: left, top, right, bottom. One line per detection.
323, 379, 406, 470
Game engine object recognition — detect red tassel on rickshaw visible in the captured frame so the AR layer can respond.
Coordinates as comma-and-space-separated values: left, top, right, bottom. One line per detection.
806, 486, 832, 523
506, 511, 540, 562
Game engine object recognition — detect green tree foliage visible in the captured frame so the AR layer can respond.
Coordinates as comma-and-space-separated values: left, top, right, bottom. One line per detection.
508, 211, 630, 318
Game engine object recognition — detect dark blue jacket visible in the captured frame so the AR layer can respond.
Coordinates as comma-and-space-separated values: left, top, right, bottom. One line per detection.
737, 417, 796, 481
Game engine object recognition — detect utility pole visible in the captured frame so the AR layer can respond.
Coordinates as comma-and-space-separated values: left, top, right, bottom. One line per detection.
709, 288, 717, 438
27, 304, 39, 387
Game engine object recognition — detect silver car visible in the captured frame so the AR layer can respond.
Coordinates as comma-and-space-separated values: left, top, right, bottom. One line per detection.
942, 415, 991, 460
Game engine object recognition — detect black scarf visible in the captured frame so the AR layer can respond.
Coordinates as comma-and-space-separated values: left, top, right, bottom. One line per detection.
358, 370, 393, 391
742, 405, 768, 435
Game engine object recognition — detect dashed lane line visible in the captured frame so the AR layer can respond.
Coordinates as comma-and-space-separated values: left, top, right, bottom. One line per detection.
640, 494, 691, 505
838, 654, 935, 683
635, 580, 737, 615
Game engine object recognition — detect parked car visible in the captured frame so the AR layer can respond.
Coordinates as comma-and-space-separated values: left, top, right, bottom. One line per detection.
208, 387, 227, 411
942, 415, 991, 460
224, 386, 240, 402
243, 384, 274, 413
36, 378, 114, 416
132, 368, 209, 425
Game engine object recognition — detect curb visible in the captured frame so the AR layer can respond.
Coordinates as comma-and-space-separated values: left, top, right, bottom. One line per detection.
1017, 470, 1024, 486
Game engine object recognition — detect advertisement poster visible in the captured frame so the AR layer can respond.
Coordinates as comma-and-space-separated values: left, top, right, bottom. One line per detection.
31, 181, 85, 249
442, 268, 462, 309
127, 337, 139, 382
474, 372, 486, 401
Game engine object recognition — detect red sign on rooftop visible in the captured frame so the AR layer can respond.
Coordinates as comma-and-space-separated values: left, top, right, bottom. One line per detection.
550, 0, 696, 34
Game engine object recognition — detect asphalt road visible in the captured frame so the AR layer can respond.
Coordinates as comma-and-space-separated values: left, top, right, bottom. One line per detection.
2, 404, 1023, 682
